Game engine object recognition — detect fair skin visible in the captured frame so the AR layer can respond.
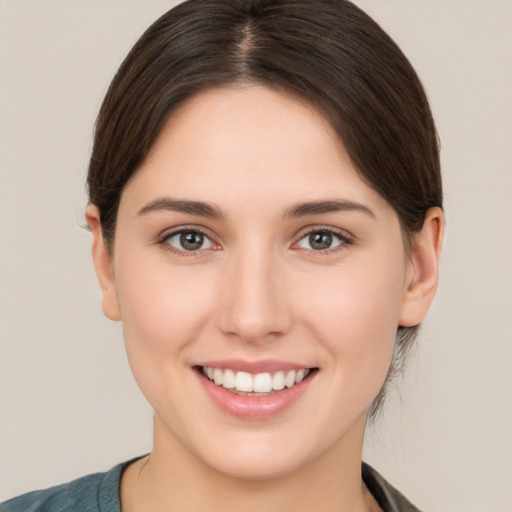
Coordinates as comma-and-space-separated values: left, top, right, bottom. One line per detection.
87, 86, 443, 512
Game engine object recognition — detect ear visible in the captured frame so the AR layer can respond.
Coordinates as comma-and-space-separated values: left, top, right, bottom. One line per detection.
85, 204, 122, 321
399, 207, 444, 327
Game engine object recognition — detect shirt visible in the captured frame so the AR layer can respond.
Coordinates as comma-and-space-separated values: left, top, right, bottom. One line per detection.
1, 459, 422, 512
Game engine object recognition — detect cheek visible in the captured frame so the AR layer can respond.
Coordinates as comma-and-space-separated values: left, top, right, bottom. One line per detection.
296, 257, 406, 386
112, 253, 217, 399
116, 256, 213, 345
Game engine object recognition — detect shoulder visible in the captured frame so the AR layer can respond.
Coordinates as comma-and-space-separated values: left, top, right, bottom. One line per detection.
0, 473, 106, 512
0, 459, 136, 512
362, 463, 423, 512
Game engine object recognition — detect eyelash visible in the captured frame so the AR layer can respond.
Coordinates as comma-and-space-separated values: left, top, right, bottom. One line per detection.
156, 227, 218, 257
293, 227, 353, 254
156, 226, 353, 256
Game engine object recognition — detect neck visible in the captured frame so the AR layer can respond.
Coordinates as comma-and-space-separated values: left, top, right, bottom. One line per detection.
121, 414, 379, 512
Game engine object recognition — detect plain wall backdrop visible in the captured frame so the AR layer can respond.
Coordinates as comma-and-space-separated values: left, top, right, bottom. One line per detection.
1, 1, 511, 510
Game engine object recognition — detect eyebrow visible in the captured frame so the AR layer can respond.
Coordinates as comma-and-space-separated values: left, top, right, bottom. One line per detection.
137, 197, 375, 221
283, 199, 375, 219
138, 198, 225, 219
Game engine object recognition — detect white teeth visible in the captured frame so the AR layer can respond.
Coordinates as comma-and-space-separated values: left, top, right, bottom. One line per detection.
202, 366, 312, 393
235, 371, 253, 392
222, 369, 235, 389
272, 371, 285, 391
253, 372, 273, 393
296, 369, 307, 383
213, 368, 223, 385
285, 370, 296, 388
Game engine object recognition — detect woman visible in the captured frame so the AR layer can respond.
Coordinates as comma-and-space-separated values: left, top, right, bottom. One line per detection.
1, 1, 443, 511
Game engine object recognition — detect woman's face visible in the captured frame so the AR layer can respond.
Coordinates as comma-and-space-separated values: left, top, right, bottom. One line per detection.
101, 86, 417, 479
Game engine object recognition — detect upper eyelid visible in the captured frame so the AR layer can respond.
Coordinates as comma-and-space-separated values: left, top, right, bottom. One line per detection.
291, 227, 355, 255
293, 225, 354, 242
157, 227, 219, 257
156, 224, 354, 248
158, 225, 216, 241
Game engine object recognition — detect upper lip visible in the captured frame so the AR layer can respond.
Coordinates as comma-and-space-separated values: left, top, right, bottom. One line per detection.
195, 359, 313, 374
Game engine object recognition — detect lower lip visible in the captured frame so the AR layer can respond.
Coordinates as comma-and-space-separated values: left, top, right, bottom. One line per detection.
196, 369, 316, 420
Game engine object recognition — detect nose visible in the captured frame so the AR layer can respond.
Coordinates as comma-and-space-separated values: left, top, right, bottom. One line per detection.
217, 246, 292, 345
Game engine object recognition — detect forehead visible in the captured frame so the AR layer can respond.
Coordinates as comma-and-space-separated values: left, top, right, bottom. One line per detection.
151, 85, 344, 165
121, 85, 393, 220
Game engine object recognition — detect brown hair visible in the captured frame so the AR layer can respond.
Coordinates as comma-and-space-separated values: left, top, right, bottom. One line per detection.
87, 0, 442, 418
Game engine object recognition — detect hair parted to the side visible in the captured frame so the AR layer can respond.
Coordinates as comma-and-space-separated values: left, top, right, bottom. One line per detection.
87, 0, 442, 420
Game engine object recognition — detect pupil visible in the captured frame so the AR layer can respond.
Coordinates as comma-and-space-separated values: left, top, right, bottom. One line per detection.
180, 232, 203, 250
309, 232, 332, 250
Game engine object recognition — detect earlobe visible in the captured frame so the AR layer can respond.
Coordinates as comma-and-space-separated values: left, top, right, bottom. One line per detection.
399, 207, 444, 327
85, 204, 122, 322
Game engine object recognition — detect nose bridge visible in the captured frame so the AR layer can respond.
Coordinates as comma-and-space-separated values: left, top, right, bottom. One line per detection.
218, 239, 291, 343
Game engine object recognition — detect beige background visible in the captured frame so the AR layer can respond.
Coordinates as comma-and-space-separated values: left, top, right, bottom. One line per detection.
1, 1, 511, 510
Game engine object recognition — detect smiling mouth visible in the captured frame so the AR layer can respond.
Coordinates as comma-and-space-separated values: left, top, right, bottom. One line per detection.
197, 366, 317, 396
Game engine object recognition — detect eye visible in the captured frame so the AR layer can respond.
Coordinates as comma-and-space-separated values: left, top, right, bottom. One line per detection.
295, 229, 348, 251
163, 229, 215, 252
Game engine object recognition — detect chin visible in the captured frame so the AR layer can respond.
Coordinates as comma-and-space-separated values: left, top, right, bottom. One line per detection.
203, 442, 309, 482
190, 417, 353, 483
